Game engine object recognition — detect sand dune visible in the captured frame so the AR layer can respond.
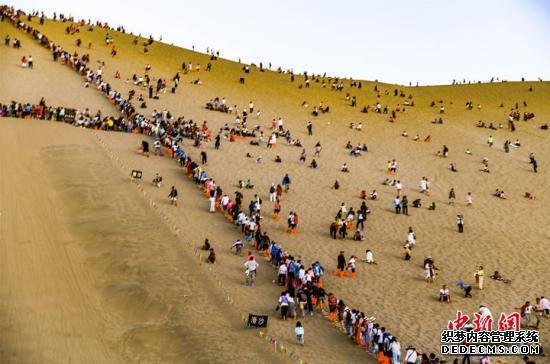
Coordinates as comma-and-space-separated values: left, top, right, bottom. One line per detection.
1, 11, 549, 364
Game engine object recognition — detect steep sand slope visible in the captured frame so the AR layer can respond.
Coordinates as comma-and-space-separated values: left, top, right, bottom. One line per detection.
1, 14, 549, 363
0, 118, 286, 364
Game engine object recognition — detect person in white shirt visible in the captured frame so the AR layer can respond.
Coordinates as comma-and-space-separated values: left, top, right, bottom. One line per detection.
363, 249, 374, 264
269, 183, 277, 202
295, 321, 304, 345
539, 296, 550, 316
406, 227, 416, 247
390, 337, 401, 364
479, 305, 492, 319
404, 345, 418, 364
346, 256, 357, 279
277, 263, 287, 285
244, 256, 259, 286
395, 180, 403, 196
439, 285, 451, 303
208, 196, 215, 212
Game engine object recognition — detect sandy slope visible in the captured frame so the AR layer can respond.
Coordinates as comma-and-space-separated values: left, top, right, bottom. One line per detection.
1, 15, 549, 364
0, 119, 286, 364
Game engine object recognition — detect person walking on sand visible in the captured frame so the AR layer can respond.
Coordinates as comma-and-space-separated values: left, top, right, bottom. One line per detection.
466, 192, 473, 206
168, 186, 178, 206
307, 121, 313, 136
531, 157, 538, 173
448, 188, 456, 205
282, 174, 292, 192
406, 227, 416, 248
487, 135, 494, 147
244, 255, 259, 286
335, 251, 346, 277
209, 195, 215, 212
390, 337, 401, 364
395, 180, 403, 196
278, 291, 289, 320
457, 214, 464, 233
401, 195, 409, 215
425, 262, 435, 283
269, 183, 277, 202
295, 321, 305, 345
393, 196, 401, 214
475, 266, 485, 290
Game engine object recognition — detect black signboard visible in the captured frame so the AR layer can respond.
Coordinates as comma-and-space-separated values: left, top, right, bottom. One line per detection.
247, 314, 268, 328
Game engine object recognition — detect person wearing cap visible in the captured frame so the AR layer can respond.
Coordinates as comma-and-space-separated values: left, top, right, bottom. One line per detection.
404, 345, 418, 364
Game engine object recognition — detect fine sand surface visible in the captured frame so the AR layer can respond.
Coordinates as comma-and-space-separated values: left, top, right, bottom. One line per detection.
1, 15, 550, 364
0, 118, 288, 364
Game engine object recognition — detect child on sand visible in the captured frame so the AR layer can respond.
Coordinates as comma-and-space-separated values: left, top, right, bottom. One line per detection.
295, 321, 305, 345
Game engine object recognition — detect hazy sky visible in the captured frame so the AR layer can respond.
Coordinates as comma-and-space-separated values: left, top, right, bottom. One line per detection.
6, 0, 550, 85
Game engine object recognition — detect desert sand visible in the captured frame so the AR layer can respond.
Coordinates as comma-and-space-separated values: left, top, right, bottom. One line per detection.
1, 10, 549, 364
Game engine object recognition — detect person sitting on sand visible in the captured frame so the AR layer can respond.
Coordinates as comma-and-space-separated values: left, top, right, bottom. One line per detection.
201, 238, 211, 250
402, 130, 408, 137
412, 198, 421, 208
341, 163, 349, 172
274, 155, 282, 163
239, 179, 254, 189
439, 285, 451, 303
494, 189, 506, 199
524, 192, 535, 200
353, 229, 366, 241
362, 249, 375, 264
465, 148, 472, 155
333, 180, 340, 190
207, 248, 216, 263
428, 202, 436, 210
369, 190, 378, 200
359, 190, 367, 199
345, 141, 353, 149
449, 163, 457, 172
490, 271, 512, 283
413, 134, 420, 141
309, 159, 318, 168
